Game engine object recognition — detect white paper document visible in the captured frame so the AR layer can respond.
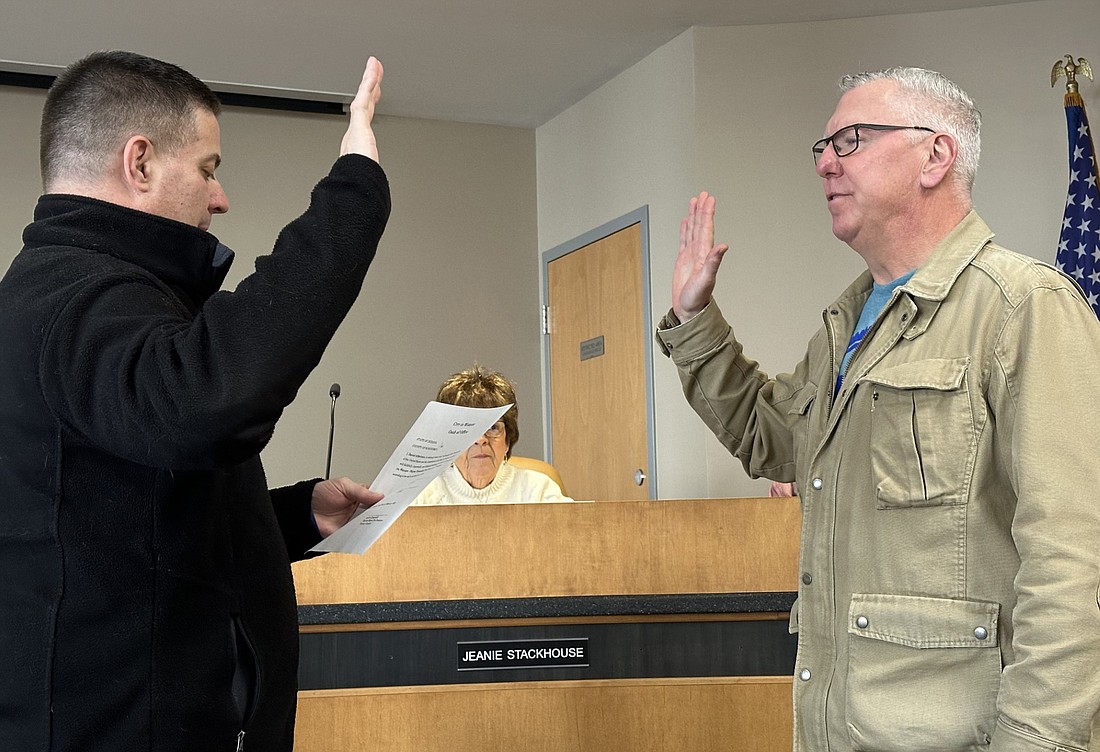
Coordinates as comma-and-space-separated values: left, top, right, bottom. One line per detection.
310, 400, 512, 555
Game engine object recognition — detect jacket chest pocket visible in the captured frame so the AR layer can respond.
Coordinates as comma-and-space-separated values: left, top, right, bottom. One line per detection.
863, 357, 975, 509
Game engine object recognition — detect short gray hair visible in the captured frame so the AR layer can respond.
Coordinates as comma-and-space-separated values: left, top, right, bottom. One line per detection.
840, 67, 981, 192
41, 51, 221, 190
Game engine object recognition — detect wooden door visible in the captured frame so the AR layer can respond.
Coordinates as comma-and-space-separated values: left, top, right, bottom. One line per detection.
547, 221, 650, 500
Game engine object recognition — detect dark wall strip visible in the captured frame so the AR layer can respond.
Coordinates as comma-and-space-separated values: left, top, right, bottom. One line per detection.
1, 70, 345, 115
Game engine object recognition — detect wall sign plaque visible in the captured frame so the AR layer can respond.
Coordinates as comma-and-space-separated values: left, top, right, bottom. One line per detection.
579, 336, 605, 361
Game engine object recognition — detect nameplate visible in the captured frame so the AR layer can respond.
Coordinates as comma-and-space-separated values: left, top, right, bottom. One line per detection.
457, 637, 589, 671
579, 336, 605, 361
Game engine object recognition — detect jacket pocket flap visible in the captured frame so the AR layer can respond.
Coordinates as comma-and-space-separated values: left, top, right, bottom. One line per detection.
785, 383, 817, 416
862, 357, 969, 391
848, 593, 999, 649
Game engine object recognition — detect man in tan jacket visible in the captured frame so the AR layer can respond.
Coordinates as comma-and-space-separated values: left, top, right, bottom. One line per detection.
658, 67, 1100, 751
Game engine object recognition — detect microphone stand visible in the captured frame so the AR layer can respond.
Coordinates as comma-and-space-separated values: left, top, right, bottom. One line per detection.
326, 383, 340, 479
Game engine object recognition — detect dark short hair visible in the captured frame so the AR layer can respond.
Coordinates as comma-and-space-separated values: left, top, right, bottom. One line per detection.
40, 50, 222, 189
436, 366, 520, 457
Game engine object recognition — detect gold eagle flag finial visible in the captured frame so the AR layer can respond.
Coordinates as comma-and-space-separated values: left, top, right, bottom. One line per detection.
1051, 55, 1093, 94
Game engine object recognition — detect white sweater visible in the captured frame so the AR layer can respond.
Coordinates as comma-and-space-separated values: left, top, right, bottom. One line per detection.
412, 462, 571, 505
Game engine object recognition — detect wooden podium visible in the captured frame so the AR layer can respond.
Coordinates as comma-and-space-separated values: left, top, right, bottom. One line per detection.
291, 497, 801, 751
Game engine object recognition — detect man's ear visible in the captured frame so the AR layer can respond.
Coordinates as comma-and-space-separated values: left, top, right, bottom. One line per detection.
121, 135, 156, 193
920, 132, 958, 189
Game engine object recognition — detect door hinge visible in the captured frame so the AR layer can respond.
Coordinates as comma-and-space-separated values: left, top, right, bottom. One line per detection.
541, 305, 550, 335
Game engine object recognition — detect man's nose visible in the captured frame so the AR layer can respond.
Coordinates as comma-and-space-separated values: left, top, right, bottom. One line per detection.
210, 183, 229, 214
815, 142, 841, 177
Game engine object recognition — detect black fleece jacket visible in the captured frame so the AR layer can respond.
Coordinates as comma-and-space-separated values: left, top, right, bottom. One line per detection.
0, 154, 389, 751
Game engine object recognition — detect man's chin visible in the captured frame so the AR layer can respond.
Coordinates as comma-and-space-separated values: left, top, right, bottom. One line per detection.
830, 220, 853, 244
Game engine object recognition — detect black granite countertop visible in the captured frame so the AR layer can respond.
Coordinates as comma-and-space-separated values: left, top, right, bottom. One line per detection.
298, 591, 796, 625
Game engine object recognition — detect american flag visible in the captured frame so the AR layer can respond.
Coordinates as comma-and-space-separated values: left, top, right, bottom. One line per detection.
1055, 95, 1100, 318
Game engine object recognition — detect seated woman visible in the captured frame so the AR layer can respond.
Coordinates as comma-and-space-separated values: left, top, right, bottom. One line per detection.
412, 366, 572, 505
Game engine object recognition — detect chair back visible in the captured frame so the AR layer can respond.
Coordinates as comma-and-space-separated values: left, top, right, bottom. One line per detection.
508, 456, 567, 496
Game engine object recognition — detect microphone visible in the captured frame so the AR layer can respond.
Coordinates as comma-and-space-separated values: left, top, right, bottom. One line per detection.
326, 383, 341, 479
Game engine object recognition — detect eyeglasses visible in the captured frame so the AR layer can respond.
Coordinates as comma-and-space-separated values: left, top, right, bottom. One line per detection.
812, 123, 936, 165
484, 422, 506, 439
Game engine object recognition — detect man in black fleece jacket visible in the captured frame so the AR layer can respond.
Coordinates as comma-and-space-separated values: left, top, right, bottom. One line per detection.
0, 51, 390, 751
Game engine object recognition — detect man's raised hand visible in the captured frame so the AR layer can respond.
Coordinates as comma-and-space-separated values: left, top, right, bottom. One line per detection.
672, 191, 729, 323
340, 56, 384, 161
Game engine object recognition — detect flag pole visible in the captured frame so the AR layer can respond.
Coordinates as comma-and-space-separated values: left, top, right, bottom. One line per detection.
1052, 54, 1097, 166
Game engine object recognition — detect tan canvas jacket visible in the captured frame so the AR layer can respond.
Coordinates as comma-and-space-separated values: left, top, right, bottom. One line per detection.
657, 212, 1100, 752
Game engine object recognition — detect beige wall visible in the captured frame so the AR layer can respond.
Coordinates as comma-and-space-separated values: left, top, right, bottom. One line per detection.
0, 89, 540, 487
535, 31, 706, 498
536, 0, 1100, 499
4, 0, 1099, 500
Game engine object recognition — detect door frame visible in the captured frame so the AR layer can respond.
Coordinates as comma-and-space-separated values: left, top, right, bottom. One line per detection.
540, 206, 657, 499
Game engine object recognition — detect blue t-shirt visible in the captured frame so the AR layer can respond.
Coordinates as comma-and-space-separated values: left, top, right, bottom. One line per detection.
835, 270, 915, 395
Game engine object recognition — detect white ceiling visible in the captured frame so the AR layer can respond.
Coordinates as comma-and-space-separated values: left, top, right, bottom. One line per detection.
1, 0, 1036, 128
